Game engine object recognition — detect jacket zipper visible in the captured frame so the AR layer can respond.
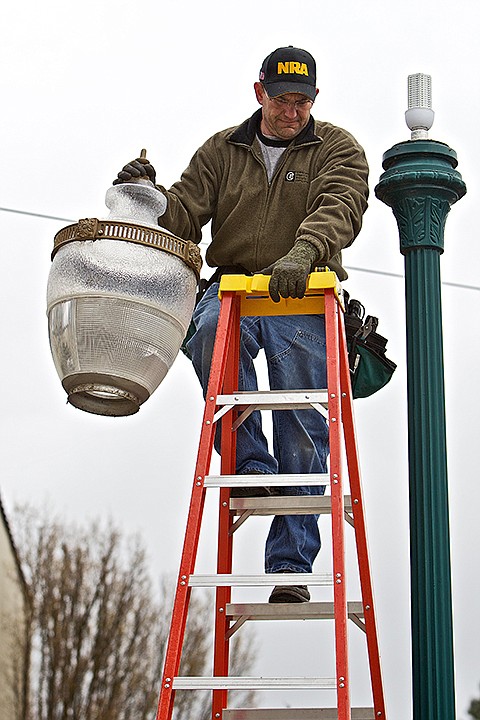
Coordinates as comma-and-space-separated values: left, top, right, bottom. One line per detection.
251, 142, 296, 269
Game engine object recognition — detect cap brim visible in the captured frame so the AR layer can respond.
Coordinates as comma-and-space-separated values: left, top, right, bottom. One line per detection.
264, 81, 316, 101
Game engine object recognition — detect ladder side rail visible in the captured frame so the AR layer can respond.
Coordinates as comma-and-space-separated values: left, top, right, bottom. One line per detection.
325, 288, 351, 720
337, 307, 387, 720
213, 294, 242, 717
156, 292, 238, 720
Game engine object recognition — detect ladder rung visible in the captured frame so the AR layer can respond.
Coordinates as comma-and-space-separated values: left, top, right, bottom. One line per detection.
188, 573, 333, 587
222, 708, 375, 719
230, 495, 352, 516
217, 390, 328, 410
172, 676, 336, 690
226, 601, 364, 622
205, 473, 330, 488
213, 390, 329, 426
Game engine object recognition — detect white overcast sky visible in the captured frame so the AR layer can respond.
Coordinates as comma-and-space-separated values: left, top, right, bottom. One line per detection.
1, 0, 480, 717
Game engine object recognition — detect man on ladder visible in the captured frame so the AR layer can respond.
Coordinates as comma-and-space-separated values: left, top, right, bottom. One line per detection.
114, 45, 369, 603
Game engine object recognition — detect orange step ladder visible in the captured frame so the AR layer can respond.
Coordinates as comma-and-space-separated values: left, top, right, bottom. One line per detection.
156, 271, 387, 720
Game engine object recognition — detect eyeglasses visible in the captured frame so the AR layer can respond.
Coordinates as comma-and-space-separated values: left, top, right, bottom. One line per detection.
266, 94, 314, 111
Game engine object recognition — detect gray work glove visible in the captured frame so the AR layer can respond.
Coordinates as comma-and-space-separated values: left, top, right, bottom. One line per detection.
113, 156, 156, 185
261, 240, 319, 303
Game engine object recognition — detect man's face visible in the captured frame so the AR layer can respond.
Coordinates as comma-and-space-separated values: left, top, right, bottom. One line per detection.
254, 82, 317, 140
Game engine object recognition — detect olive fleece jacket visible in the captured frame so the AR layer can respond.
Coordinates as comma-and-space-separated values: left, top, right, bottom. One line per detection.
158, 109, 369, 281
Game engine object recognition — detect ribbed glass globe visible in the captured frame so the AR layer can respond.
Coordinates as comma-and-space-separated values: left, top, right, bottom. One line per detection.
46, 181, 199, 416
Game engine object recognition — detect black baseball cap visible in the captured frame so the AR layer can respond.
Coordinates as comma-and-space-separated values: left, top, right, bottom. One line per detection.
259, 46, 317, 101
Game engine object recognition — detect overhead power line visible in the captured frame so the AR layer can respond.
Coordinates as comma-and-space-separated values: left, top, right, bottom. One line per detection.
1, 205, 479, 292
344, 265, 480, 292
0, 205, 74, 223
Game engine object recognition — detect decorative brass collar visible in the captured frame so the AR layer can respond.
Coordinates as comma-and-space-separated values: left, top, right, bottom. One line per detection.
52, 218, 202, 278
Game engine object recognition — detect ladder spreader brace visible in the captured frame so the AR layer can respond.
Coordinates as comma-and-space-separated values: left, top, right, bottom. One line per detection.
156, 271, 387, 720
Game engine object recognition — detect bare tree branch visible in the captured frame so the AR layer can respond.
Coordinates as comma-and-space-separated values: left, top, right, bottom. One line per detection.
10, 506, 257, 720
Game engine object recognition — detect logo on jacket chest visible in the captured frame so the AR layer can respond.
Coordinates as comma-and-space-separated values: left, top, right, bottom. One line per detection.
285, 170, 309, 183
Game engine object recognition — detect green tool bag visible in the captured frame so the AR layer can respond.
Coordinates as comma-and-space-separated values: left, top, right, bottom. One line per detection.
343, 291, 397, 399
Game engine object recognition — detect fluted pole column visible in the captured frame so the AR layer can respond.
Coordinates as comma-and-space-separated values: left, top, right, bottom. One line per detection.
375, 140, 466, 720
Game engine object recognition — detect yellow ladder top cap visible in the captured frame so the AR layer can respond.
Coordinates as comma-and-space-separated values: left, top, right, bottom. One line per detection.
218, 270, 340, 296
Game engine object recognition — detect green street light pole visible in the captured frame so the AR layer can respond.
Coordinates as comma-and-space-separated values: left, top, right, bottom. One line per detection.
375, 75, 466, 720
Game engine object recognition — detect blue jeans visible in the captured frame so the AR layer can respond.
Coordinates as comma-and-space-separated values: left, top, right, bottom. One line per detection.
185, 283, 329, 574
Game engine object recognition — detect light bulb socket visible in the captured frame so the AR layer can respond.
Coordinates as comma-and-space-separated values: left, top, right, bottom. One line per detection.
405, 107, 435, 132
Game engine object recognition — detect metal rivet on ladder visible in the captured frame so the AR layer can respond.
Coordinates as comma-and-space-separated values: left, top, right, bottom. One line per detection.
331, 417, 337, 422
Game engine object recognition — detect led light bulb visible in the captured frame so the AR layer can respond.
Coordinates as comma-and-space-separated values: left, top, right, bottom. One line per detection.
405, 73, 434, 140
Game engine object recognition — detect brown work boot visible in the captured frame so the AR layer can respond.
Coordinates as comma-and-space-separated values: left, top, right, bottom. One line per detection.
268, 584, 310, 603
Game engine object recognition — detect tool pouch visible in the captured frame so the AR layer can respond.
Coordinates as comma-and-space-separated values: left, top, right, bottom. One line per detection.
343, 291, 397, 399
